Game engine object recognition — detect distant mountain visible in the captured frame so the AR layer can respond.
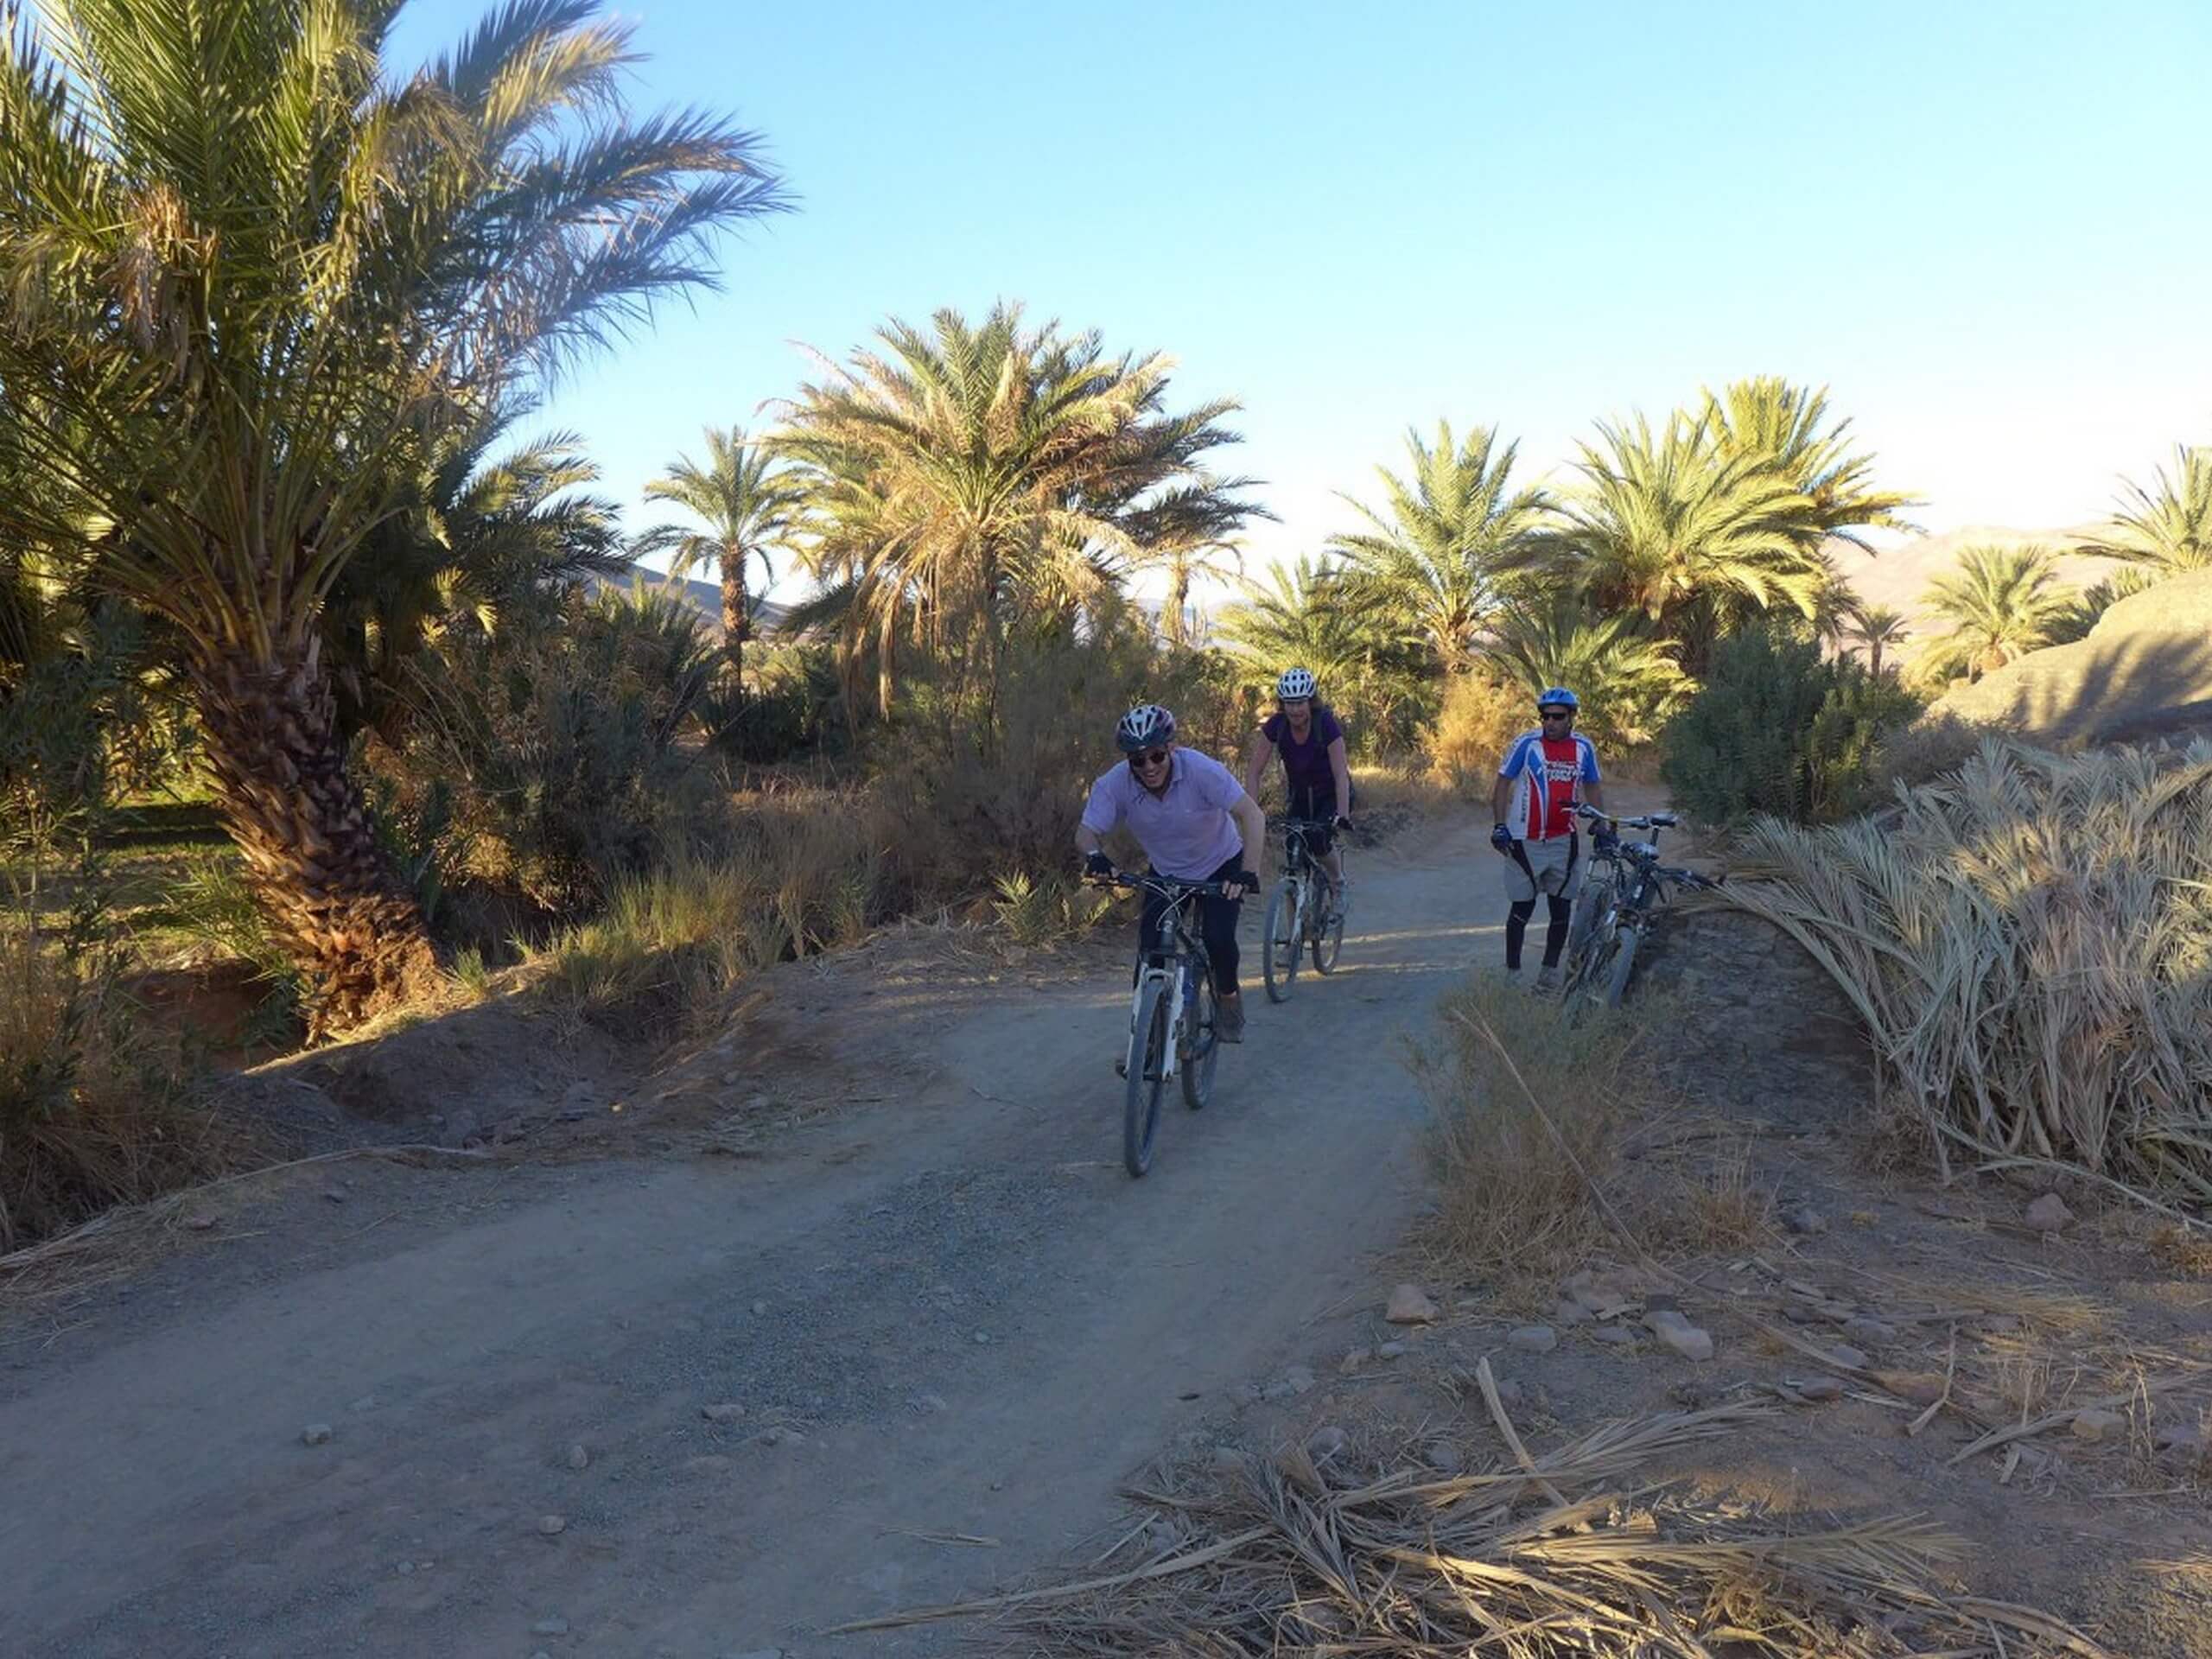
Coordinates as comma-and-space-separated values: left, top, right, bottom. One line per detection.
584, 565, 791, 637
1824, 524, 2125, 628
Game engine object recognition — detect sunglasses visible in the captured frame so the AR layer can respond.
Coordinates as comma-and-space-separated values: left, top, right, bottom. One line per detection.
1538, 709, 1573, 721
1129, 747, 1173, 768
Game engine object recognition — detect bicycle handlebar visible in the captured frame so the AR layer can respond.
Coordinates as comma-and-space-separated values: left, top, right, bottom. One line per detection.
1573, 804, 1679, 830
1091, 871, 1232, 899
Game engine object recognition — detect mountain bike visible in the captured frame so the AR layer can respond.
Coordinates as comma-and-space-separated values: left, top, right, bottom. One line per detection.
1561, 805, 1719, 1007
1261, 817, 1347, 1002
1098, 871, 1227, 1177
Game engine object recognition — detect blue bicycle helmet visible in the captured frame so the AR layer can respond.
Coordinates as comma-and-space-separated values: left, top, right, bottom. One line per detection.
1535, 686, 1580, 712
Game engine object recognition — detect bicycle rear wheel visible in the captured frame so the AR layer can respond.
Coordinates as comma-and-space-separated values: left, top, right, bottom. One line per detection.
1123, 977, 1171, 1176
1179, 971, 1217, 1110
1261, 880, 1300, 1001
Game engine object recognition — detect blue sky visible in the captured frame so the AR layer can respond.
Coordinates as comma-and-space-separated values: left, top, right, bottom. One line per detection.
396, 0, 2212, 598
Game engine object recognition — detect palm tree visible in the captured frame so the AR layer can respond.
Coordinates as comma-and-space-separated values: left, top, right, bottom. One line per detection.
0, 0, 785, 1030
780, 304, 1263, 723
635, 426, 804, 688
1916, 544, 2075, 683
2079, 444, 2212, 576
1560, 413, 1827, 675
1840, 603, 1911, 677
1700, 378, 1918, 550
1326, 422, 1551, 672
1482, 592, 1688, 748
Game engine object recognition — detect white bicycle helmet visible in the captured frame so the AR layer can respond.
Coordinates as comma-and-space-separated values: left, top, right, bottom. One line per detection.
1275, 666, 1317, 700
1116, 703, 1177, 752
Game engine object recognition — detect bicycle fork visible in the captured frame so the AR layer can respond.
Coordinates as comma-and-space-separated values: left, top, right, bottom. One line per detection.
1125, 963, 1186, 1083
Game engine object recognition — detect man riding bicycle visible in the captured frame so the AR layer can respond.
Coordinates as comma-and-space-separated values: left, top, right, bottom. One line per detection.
1490, 686, 1611, 991
1241, 666, 1354, 916
1078, 704, 1265, 1045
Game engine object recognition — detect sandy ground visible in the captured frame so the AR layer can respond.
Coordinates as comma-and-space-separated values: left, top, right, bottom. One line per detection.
3, 807, 1560, 1658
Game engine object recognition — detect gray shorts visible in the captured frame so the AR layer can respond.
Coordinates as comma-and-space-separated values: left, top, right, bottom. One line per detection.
1501, 835, 1582, 903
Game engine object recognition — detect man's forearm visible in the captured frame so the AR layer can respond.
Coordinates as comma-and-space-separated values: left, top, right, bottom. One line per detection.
1490, 780, 1510, 822
1075, 823, 1103, 857
1234, 801, 1266, 874
1583, 783, 1606, 816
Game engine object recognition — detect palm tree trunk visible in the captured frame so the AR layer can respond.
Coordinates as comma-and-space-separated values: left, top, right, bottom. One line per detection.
191, 639, 438, 1038
719, 553, 749, 692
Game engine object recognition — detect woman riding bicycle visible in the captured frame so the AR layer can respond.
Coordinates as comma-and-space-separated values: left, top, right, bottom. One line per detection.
1077, 704, 1265, 1043
1240, 667, 1354, 913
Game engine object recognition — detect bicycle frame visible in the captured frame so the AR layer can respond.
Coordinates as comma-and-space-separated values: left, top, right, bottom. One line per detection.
1123, 876, 1216, 1082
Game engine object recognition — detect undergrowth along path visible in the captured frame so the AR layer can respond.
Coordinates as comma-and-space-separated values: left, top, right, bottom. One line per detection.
0, 809, 1539, 1658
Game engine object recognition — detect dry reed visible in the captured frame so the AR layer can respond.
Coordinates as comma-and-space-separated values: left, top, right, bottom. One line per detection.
1724, 738, 2212, 1208
845, 1403, 2111, 1656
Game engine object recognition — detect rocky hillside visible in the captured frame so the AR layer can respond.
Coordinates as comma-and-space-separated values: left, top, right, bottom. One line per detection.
1932, 568, 2212, 746
1824, 524, 2121, 628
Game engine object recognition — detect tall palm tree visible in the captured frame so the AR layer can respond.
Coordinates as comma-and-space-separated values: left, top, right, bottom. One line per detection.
1916, 544, 2075, 683
1700, 378, 1918, 550
1326, 422, 1552, 672
780, 303, 1263, 723
1841, 603, 1911, 677
1561, 413, 1827, 674
0, 0, 785, 1030
1482, 592, 1688, 748
634, 426, 804, 688
2079, 444, 2212, 576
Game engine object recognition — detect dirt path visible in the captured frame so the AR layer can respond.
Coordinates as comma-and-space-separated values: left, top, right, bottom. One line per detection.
3, 810, 1549, 1658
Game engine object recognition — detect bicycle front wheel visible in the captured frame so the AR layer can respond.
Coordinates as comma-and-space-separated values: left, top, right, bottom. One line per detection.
1179, 971, 1217, 1111
1603, 924, 1642, 1007
1311, 880, 1345, 974
1124, 977, 1171, 1176
1262, 881, 1300, 1002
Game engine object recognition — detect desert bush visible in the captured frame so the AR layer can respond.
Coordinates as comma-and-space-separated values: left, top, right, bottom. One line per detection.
1727, 739, 2212, 1200
1866, 707, 1991, 792
1, 849, 229, 1250
989, 870, 1114, 947
376, 586, 727, 917
162, 850, 308, 1035
1662, 626, 1920, 828
1424, 671, 1528, 792
878, 626, 1240, 899
698, 641, 848, 764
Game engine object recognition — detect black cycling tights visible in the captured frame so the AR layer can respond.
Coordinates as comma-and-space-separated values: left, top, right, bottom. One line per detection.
1136, 855, 1244, 996
1505, 894, 1573, 972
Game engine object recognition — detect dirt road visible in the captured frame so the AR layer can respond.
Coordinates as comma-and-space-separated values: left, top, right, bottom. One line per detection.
3, 817, 1510, 1657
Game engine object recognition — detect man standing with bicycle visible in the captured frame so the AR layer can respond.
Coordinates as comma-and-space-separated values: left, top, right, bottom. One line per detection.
1241, 666, 1355, 917
1078, 704, 1266, 1043
1490, 687, 1612, 991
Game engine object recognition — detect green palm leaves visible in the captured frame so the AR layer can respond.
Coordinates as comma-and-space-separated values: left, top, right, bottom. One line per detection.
1327, 423, 1550, 671
2082, 444, 2212, 577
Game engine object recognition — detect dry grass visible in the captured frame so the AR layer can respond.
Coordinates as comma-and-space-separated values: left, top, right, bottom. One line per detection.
530, 791, 885, 1033
1726, 738, 2212, 1211
1413, 977, 1769, 1289
1, 921, 241, 1250
842, 1402, 2110, 1656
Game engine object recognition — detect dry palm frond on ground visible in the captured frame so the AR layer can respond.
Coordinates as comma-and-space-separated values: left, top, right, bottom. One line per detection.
849, 1402, 2107, 1656
1726, 739, 2212, 1203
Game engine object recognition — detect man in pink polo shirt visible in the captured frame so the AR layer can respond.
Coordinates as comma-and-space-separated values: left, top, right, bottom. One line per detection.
1076, 703, 1266, 1042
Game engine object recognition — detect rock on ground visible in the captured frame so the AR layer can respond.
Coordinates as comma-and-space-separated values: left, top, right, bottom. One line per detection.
2025, 1192, 2074, 1233
1508, 1325, 1558, 1353
1386, 1283, 1440, 1325
1643, 1310, 1714, 1362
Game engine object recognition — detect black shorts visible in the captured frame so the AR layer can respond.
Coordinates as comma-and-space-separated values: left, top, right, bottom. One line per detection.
1287, 782, 1348, 855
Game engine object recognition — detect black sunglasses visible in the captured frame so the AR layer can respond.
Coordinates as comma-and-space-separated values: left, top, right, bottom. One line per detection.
1538, 709, 1573, 721
1129, 747, 1172, 768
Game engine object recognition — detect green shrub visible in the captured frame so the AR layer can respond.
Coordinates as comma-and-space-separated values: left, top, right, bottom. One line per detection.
374, 586, 727, 917
1661, 626, 1920, 828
